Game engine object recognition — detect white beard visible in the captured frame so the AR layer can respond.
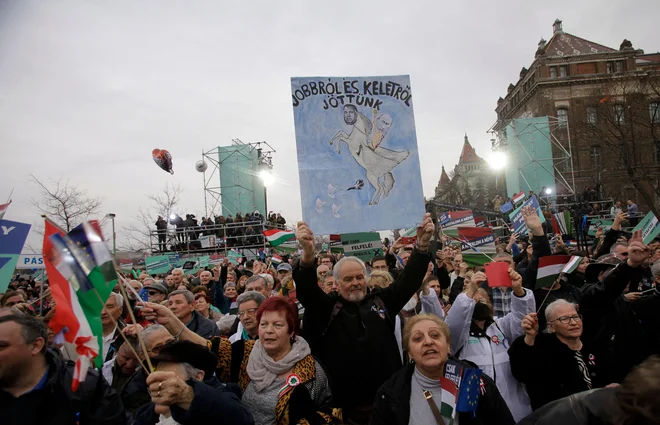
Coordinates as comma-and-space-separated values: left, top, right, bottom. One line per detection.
156, 415, 181, 425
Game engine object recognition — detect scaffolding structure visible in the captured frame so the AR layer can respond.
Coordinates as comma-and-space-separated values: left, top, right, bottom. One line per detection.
201, 139, 276, 219
490, 116, 577, 201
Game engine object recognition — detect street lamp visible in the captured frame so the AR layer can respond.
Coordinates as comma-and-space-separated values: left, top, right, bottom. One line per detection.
106, 213, 116, 260
487, 151, 508, 170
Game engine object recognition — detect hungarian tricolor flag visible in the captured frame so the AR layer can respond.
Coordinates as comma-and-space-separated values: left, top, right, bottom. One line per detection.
561, 256, 582, 274
0, 199, 11, 220
536, 255, 571, 289
512, 191, 525, 204
263, 228, 295, 247
43, 219, 117, 391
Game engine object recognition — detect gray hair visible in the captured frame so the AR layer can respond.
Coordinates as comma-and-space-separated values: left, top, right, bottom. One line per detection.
246, 275, 268, 290
258, 273, 274, 288
236, 291, 266, 308
610, 242, 629, 254
168, 289, 194, 303
333, 256, 367, 281
129, 280, 143, 289
544, 299, 578, 324
322, 270, 335, 284
143, 278, 156, 286
172, 268, 184, 274
138, 324, 168, 355
108, 292, 124, 309
179, 362, 203, 380
651, 261, 660, 278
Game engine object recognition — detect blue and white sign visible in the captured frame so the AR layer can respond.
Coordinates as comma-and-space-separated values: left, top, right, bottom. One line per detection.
509, 195, 546, 234
17, 254, 45, 269
291, 75, 425, 234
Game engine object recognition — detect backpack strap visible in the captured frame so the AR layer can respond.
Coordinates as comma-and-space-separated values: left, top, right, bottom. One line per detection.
322, 300, 344, 336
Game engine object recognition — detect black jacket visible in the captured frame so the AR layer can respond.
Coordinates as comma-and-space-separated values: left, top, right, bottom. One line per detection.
131, 377, 253, 425
579, 261, 650, 383
370, 362, 515, 425
508, 333, 606, 410
297, 248, 431, 410
0, 349, 126, 425
186, 310, 221, 339
516, 388, 615, 425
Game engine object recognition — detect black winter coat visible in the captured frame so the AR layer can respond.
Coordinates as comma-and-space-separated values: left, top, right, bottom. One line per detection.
297, 248, 431, 411
508, 333, 606, 410
0, 349, 126, 425
516, 388, 615, 425
580, 261, 650, 383
370, 362, 515, 425
131, 377, 253, 425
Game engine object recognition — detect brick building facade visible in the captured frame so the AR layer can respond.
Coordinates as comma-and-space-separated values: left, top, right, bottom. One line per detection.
492, 19, 660, 209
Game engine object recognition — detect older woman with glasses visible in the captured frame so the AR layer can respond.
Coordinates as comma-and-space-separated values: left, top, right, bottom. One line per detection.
509, 299, 607, 411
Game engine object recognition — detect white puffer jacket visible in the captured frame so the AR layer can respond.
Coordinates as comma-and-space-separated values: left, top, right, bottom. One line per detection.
445, 289, 535, 422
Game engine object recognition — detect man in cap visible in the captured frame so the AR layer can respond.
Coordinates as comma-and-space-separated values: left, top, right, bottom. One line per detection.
133, 341, 253, 425
147, 283, 169, 304
276, 262, 293, 280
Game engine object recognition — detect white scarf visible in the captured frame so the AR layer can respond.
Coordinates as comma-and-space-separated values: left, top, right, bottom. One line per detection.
246, 336, 311, 392
156, 415, 181, 425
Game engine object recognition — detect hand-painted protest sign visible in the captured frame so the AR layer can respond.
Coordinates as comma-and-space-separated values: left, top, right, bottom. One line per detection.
145, 255, 171, 275
0, 219, 31, 292
587, 218, 613, 236
633, 212, 660, 244
509, 196, 545, 234
16, 254, 44, 269
340, 232, 383, 262
291, 75, 425, 234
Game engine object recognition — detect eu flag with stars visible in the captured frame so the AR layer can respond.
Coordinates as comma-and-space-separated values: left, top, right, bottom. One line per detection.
456, 367, 482, 412
500, 201, 513, 214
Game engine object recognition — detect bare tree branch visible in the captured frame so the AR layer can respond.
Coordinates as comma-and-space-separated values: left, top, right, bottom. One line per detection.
120, 183, 183, 253
29, 174, 103, 231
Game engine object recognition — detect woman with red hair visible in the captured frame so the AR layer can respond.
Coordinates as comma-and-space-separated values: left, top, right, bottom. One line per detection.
142, 296, 341, 424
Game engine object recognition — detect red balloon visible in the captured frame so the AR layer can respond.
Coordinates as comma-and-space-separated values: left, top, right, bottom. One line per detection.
152, 149, 174, 175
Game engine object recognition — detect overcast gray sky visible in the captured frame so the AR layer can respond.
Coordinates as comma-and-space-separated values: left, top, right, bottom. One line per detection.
1, 0, 659, 249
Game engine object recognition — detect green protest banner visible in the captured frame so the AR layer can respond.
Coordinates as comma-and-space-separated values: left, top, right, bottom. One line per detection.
228, 250, 242, 265
340, 232, 383, 263
198, 256, 210, 268
633, 212, 660, 244
145, 255, 171, 275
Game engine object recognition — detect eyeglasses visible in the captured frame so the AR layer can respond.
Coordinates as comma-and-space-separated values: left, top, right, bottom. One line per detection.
148, 291, 159, 296
549, 314, 582, 324
238, 308, 258, 317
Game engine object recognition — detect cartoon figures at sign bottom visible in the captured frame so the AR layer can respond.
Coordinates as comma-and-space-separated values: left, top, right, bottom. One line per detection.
315, 197, 341, 219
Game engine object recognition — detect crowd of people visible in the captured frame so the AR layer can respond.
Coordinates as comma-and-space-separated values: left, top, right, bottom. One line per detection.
2, 207, 660, 425
155, 211, 289, 252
